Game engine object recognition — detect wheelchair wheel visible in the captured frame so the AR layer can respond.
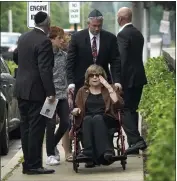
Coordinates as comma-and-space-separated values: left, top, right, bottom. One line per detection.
73, 152, 79, 173
121, 160, 126, 170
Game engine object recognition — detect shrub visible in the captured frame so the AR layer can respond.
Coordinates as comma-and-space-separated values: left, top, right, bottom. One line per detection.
5, 60, 18, 76
139, 56, 175, 181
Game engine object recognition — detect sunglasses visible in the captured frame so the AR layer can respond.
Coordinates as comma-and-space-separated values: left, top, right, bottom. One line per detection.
89, 74, 101, 78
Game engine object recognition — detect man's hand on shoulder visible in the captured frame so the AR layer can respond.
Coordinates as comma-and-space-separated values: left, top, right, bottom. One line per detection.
114, 83, 122, 91
68, 84, 75, 94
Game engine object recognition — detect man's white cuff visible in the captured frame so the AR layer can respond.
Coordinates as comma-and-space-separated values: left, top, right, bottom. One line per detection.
68, 84, 75, 89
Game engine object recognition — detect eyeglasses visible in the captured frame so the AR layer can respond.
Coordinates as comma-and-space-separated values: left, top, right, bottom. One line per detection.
89, 74, 100, 78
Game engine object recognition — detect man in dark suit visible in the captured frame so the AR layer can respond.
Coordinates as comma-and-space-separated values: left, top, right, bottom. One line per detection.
67, 9, 122, 97
117, 7, 147, 154
14, 12, 56, 174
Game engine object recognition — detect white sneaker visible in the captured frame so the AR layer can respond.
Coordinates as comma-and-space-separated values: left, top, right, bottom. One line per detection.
54, 147, 60, 161
46, 155, 60, 166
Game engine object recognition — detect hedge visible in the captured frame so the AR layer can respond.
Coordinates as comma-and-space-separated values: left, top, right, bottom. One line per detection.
139, 56, 176, 181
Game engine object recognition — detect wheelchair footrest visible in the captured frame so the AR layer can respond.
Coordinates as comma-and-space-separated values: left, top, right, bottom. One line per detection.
75, 157, 93, 163
112, 155, 127, 161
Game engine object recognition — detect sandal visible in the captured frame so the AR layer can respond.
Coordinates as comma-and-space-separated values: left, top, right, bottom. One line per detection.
65, 155, 73, 162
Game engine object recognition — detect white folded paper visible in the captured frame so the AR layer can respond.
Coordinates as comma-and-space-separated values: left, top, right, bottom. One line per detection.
40, 98, 58, 118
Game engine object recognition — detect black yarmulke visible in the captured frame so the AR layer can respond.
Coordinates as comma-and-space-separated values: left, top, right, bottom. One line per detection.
88, 9, 103, 18
34, 11, 48, 24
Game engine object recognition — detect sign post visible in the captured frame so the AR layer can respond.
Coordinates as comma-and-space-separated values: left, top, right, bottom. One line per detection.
69, 2, 80, 32
27, 2, 50, 29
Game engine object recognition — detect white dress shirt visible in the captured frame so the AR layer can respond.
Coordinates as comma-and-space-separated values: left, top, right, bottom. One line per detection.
119, 23, 132, 33
89, 30, 100, 54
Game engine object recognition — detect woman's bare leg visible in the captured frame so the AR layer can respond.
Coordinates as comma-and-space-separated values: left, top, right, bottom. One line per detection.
62, 129, 72, 161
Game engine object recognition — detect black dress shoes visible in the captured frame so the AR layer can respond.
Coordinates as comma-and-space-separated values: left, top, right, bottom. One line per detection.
104, 152, 114, 162
85, 162, 96, 168
127, 146, 139, 155
23, 167, 55, 175
77, 153, 91, 159
22, 162, 28, 174
125, 140, 147, 155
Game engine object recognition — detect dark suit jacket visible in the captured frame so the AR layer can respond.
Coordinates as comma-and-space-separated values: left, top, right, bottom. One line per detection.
66, 29, 121, 88
14, 28, 55, 102
117, 24, 147, 89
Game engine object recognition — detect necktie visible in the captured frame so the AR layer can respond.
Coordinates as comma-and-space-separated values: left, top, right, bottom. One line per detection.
92, 36, 97, 63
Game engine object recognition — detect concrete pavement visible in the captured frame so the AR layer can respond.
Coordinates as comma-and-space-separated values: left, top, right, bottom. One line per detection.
1, 139, 21, 169
2, 141, 144, 181
2, 117, 144, 181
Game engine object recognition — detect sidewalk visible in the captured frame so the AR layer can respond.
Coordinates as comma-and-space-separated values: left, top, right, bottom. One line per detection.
2, 141, 144, 181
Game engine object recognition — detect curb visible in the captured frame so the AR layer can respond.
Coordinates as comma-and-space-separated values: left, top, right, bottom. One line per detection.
1, 148, 23, 180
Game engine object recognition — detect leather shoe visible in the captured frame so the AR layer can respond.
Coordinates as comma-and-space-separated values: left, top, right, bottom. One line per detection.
85, 162, 95, 168
77, 153, 90, 159
25, 167, 55, 175
125, 140, 147, 155
127, 146, 139, 155
22, 162, 28, 174
104, 152, 114, 162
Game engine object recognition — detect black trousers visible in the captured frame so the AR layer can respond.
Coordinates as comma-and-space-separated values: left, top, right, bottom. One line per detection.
18, 98, 46, 169
46, 99, 69, 156
82, 114, 114, 160
122, 86, 144, 145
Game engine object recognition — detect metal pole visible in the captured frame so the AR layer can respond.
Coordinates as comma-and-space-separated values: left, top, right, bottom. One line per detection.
112, 2, 118, 35
115, 13, 118, 35
74, 23, 77, 32
132, 2, 144, 32
143, 8, 148, 64
81, 2, 84, 29
8, 9, 13, 32
147, 7, 150, 59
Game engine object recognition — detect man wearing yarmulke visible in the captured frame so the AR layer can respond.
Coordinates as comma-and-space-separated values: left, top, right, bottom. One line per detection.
67, 9, 122, 99
14, 11, 56, 174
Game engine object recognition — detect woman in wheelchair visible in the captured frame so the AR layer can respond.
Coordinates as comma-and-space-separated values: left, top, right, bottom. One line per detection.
70, 64, 124, 167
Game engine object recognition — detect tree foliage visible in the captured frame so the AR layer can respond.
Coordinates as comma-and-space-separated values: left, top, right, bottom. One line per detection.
0, 2, 28, 32
1, 1, 175, 36
50, 2, 70, 28
0, 2, 92, 33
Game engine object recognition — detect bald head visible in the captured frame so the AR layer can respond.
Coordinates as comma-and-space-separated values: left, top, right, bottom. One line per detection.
117, 7, 132, 26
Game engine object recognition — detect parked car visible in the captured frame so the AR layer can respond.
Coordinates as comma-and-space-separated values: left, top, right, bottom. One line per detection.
1, 32, 21, 60
0, 56, 20, 155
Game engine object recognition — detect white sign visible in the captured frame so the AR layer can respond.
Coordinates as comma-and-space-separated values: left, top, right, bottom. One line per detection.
159, 20, 170, 34
27, 2, 50, 28
69, 2, 80, 24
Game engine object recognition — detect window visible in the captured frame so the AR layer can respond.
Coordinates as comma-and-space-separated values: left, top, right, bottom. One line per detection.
1, 34, 20, 45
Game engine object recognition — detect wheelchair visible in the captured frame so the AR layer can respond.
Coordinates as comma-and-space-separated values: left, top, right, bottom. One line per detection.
72, 109, 127, 173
